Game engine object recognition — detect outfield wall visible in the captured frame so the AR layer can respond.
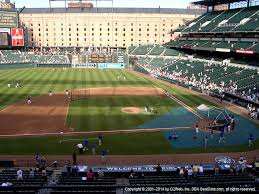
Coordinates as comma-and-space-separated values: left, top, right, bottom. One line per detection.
72, 63, 125, 69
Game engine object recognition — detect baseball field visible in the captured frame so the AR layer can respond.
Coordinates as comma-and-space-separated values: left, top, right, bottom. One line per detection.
0, 67, 258, 156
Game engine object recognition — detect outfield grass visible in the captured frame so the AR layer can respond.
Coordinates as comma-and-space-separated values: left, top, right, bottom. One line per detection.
67, 96, 177, 131
0, 68, 152, 110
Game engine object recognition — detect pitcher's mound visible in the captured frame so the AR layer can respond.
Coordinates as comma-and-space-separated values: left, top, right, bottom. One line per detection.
121, 107, 143, 114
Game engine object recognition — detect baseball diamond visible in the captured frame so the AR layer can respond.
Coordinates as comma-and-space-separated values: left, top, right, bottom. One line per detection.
0, 67, 258, 155
0, 1, 259, 193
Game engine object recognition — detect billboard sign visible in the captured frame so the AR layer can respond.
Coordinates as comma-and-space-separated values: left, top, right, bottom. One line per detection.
236, 49, 255, 55
0, 11, 18, 28
11, 28, 24, 47
98, 63, 125, 69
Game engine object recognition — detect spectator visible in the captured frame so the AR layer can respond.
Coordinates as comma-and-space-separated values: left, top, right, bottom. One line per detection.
72, 152, 77, 165
97, 168, 104, 179
129, 169, 135, 179
188, 166, 193, 179
179, 167, 184, 177
17, 169, 23, 180
1, 182, 12, 187
72, 165, 79, 177
53, 161, 58, 169
51, 179, 57, 186
87, 169, 94, 181
29, 168, 34, 178
42, 168, 47, 181
193, 164, 198, 177
198, 164, 204, 175
156, 164, 162, 174
67, 161, 71, 175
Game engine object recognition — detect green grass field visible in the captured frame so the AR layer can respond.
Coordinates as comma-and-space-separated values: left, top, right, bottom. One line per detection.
0, 132, 258, 155
67, 96, 177, 131
0, 67, 258, 155
0, 68, 152, 110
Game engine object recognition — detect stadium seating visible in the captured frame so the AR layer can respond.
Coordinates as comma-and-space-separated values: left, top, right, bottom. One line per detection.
163, 49, 179, 56
131, 45, 155, 55
1, 50, 25, 64
51, 176, 117, 194
137, 56, 259, 94
0, 169, 52, 193
149, 45, 166, 56
0, 50, 70, 64
176, 6, 259, 33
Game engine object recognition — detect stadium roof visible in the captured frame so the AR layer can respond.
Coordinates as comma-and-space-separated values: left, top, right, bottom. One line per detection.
192, 0, 248, 6
19, 7, 205, 15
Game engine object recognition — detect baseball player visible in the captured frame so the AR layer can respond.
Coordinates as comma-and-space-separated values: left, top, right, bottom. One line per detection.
65, 89, 69, 96
84, 138, 88, 151
98, 135, 103, 146
7, 83, 11, 88
195, 123, 199, 133
91, 143, 96, 155
16, 83, 19, 88
27, 97, 32, 104
123, 76, 126, 80
49, 90, 52, 96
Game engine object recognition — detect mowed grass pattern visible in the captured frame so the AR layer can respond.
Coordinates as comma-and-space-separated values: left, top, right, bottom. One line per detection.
0, 68, 152, 110
67, 96, 177, 131
0, 68, 258, 154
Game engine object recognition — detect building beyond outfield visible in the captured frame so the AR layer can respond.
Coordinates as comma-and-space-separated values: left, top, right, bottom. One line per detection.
18, 8, 204, 48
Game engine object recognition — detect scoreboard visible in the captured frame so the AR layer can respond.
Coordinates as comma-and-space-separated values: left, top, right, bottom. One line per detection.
0, 11, 18, 28
0, 11, 24, 47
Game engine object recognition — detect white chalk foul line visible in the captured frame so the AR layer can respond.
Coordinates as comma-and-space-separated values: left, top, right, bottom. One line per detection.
60, 137, 98, 142
165, 92, 204, 120
0, 127, 192, 138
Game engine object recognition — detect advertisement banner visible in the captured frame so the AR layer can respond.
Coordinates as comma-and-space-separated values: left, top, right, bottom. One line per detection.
215, 48, 231, 52
98, 63, 125, 69
236, 49, 255, 54
11, 28, 24, 47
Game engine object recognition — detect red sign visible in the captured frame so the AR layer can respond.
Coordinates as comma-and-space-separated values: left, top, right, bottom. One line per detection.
11, 28, 24, 46
236, 50, 255, 54
181, 44, 191, 49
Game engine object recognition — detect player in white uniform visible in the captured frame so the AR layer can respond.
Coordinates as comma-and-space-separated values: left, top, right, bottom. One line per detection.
49, 90, 52, 96
27, 97, 31, 104
7, 83, 10, 88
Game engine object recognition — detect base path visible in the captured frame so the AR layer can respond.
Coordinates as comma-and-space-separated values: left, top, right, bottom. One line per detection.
0, 87, 164, 135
